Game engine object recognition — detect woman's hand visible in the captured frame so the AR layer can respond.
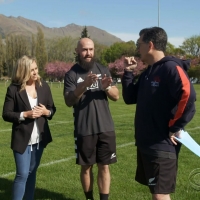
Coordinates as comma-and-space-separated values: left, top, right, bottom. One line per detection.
23, 108, 42, 119
34, 103, 50, 116
23, 104, 50, 119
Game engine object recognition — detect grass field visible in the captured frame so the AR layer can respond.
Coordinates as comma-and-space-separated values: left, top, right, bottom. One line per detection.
0, 81, 200, 200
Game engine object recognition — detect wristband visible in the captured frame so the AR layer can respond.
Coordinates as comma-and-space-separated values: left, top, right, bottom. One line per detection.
105, 86, 111, 91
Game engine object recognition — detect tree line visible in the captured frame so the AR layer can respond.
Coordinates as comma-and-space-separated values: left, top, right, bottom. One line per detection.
0, 26, 200, 81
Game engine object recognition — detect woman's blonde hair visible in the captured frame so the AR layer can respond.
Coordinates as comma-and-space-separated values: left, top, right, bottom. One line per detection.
11, 55, 42, 91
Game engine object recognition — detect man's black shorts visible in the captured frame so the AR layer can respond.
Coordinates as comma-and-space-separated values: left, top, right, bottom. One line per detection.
135, 147, 178, 194
75, 131, 117, 165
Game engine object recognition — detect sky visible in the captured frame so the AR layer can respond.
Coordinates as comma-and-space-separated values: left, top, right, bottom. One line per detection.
0, 0, 199, 47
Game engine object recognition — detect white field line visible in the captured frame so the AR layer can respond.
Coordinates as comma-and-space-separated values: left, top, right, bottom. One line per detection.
0, 121, 73, 132
0, 121, 199, 176
0, 113, 134, 133
187, 127, 200, 131
0, 142, 134, 178
1, 124, 200, 133
0, 129, 12, 132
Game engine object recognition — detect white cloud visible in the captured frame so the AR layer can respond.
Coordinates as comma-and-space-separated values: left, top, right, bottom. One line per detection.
168, 37, 185, 48
109, 32, 185, 48
79, 10, 90, 17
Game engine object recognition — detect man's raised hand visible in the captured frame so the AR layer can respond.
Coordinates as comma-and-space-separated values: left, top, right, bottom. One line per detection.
124, 56, 137, 71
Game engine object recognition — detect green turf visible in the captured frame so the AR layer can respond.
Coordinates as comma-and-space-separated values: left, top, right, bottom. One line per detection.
0, 81, 200, 200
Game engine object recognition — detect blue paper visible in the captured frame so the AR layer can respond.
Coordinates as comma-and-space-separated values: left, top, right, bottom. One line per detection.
175, 130, 200, 157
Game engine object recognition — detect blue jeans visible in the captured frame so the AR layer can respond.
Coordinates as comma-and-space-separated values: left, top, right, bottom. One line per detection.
12, 143, 44, 200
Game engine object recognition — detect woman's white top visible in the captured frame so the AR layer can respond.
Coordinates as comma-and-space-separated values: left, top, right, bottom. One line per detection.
27, 93, 41, 148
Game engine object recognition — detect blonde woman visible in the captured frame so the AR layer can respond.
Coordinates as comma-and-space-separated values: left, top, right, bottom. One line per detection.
2, 55, 56, 200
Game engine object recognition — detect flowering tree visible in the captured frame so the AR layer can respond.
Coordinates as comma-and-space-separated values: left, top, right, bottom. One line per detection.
108, 56, 147, 78
190, 57, 200, 67
45, 61, 73, 81
108, 56, 125, 78
170, 55, 200, 80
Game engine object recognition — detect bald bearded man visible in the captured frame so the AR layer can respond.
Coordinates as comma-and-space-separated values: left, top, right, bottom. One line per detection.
64, 38, 119, 200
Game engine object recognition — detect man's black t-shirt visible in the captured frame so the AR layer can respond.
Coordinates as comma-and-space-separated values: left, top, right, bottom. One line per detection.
64, 63, 115, 137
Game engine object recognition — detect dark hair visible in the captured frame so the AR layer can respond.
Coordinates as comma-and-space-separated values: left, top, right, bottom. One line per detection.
139, 27, 167, 52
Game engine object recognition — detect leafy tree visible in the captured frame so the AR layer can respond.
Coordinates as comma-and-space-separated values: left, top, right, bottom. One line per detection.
188, 66, 200, 81
173, 48, 185, 56
45, 61, 73, 81
5, 35, 29, 77
2, 62, 7, 77
47, 36, 76, 63
93, 40, 107, 63
31, 34, 36, 57
180, 35, 200, 57
100, 41, 136, 66
166, 42, 175, 55
35, 27, 47, 78
0, 36, 5, 78
187, 57, 200, 81
74, 26, 90, 62
81, 26, 90, 38
166, 42, 185, 57
14, 35, 29, 59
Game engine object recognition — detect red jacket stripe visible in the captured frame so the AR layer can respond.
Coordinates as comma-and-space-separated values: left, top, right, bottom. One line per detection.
169, 66, 190, 127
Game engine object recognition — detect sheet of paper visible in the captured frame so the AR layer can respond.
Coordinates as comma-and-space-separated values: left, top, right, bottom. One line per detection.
175, 130, 200, 157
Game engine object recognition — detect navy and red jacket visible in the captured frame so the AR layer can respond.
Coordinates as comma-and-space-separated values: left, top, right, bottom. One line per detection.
122, 56, 196, 153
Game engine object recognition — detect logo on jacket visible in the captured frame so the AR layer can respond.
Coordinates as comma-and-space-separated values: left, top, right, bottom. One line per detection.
151, 76, 160, 87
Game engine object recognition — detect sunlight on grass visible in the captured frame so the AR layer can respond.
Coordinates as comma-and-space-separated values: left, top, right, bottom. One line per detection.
0, 82, 200, 199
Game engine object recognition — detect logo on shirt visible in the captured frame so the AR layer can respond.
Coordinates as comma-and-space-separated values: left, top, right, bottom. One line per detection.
151, 76, 160, 87
97, 74, 102, 79
86, 80, 99, 90
77, 75, 100, 90
77, 77, 84, 83
148, 177, 156, 186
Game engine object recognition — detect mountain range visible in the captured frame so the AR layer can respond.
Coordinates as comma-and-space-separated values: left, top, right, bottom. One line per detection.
0, 14, 122, 46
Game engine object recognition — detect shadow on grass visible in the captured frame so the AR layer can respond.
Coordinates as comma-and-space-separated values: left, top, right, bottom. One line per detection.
0, 177, 75, 200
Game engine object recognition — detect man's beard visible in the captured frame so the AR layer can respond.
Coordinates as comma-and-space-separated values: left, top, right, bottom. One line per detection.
78, 54, 95, 71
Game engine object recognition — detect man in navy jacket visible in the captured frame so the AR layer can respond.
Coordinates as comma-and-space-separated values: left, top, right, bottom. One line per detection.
122, 27, 196, 200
